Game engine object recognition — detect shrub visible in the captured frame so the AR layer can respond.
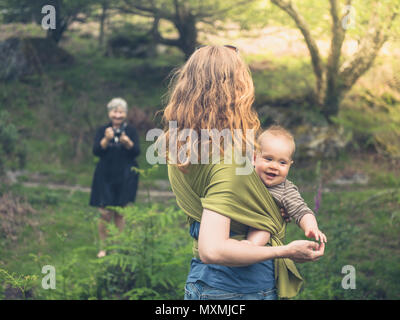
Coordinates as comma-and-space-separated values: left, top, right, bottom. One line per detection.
31, 202, 192, 300
97, 203, 192, 299
334, 90, 400, 159
106, 22, 155, 59
0, 110, 26, 175
0, 192, 37, 242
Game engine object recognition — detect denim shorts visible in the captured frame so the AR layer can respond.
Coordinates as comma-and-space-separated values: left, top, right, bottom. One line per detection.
184, 281, 278, 300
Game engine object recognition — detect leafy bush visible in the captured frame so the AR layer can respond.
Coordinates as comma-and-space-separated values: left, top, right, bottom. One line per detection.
0, 192, 37, 242
97, 203, 192, 299
106, 21, 155, 58
334, 90, 400, 159
25, 202, 192, 300
0, 110, 26, 174
0, 268, 37, 300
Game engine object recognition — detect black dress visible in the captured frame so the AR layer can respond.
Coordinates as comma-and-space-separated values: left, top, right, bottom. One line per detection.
89, 122, 140, 207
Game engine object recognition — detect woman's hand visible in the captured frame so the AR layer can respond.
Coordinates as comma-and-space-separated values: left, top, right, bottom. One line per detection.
120, 132, 134, 149
104, 127, 114, 141
100, 127, 114, 149
285, 240, 325, 263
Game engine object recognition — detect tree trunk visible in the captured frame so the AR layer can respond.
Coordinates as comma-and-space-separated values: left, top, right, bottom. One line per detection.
270, 0, 328, 115
319, 0, 347, 122
175, 13, 198, 59
150, 13, 197, 59
45, 0, 67, 44
321, 84, 342, 121
321, 7, 396, 121
46, 21, 67, 44
99, 2, 108, 49
147, 16, 160, 58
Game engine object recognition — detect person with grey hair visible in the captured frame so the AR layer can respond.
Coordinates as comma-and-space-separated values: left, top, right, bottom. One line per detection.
89, 97, 140, 258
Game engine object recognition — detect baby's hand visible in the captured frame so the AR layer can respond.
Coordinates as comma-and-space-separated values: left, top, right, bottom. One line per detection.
280, 208, 292, 223
305, 228, 327, 243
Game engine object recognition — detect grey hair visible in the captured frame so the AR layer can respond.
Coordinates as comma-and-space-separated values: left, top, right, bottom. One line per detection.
107, 98, 128, 113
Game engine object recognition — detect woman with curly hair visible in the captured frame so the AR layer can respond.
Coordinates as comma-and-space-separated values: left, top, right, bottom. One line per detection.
160, 45, 324, 300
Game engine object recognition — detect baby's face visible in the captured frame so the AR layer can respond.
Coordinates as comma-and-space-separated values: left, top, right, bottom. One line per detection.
254, 134, 293, 187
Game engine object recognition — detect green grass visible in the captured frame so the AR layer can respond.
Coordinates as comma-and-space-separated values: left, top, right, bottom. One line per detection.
0, 182, 187, 300
286, 187, 400, 299
247, 53, 315, 105
1, 164, 399, 299
1, 27, 400, 300
0, 185, 98, 277
19, 136, 169, 188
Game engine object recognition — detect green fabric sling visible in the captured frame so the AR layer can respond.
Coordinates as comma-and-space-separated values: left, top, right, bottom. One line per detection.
168, 160, 304, 299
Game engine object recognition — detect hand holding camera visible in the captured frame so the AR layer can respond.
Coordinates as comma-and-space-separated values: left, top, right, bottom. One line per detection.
104, 127, 114, 142
102, 124, 133, 149
120, 132, 134, 149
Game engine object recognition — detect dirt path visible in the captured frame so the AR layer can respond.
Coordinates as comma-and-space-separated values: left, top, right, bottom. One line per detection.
22, 181, 175, 198
5, 170, 175, 199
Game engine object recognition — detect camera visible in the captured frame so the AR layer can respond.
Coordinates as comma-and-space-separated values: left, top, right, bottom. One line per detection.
112, 122, 127, 145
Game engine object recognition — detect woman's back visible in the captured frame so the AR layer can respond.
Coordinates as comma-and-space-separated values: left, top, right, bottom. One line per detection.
168, 162, 276, 294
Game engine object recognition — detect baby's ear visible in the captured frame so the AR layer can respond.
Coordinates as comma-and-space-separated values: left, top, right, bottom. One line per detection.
252, 152, 257, 166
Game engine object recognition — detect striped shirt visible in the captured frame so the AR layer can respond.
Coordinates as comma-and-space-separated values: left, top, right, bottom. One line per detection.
267, 179, 314, 225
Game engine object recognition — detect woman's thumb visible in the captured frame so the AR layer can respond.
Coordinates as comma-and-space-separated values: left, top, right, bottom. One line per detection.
307, 241, 320, 250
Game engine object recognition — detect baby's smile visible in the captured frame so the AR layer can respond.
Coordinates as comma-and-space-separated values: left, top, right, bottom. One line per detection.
262, 171, 284, 187
254, 133, 294, 187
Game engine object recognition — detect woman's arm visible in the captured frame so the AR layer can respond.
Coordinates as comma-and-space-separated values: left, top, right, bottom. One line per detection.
100, 136, 110, 150
120, 133, 134, 149
198, 209, 325, 267
123, 126, 140, 157
93, 127, 110, 156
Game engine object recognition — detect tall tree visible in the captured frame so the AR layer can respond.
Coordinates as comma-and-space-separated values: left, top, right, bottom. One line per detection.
269, 0, 400, 121
119, 0, 260, 58
0, 0, 95, 44
98, 0, 109, 48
